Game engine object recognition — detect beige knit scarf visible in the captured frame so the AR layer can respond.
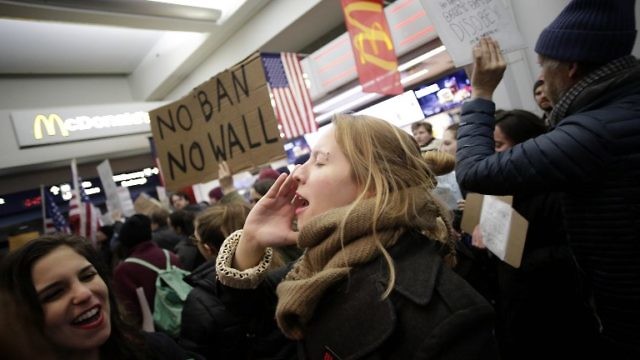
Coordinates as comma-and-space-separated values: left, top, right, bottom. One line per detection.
275, 187, 446, 339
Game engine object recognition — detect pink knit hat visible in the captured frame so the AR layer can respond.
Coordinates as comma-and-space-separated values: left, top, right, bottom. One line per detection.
258, 168, 280, 181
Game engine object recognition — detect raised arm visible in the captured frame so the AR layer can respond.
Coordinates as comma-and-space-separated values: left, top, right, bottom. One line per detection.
455, 38, 611, 194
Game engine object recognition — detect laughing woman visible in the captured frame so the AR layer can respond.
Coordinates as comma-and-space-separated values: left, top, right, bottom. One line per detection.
0, 234, 190, 360
215, 114, 498, 359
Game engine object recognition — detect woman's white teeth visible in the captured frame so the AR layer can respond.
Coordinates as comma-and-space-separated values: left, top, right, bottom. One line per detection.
74, 307, 99, 323
292, 195, 309, 206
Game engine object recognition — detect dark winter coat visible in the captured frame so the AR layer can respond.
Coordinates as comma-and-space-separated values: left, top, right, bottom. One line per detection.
179, 259, 244, 359
152, 226, 182, 251
218, 230, 498, 360
180, 259, 293, 360
455, 59, 640, 355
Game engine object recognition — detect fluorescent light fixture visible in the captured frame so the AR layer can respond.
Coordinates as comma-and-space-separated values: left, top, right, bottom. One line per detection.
312, 45, 446, 116
313, 85, 363, 113
147, 0, 245, 22
314, 68, 430, 123
316, 93, 379, 123
400, 68, 430, 85
397, 45, 446, 71
147, 0, 221, 9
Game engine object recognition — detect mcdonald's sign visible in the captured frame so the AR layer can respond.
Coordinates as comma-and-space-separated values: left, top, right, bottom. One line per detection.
33, 114, 70, 139
10, 102, 164, 148
341, 0, 403, 95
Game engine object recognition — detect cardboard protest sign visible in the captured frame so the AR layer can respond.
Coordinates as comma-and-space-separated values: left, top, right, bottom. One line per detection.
461, 193, 528, 268
133, 192, 165, 216
149, 53, 285, 191
421, 0, 525, 66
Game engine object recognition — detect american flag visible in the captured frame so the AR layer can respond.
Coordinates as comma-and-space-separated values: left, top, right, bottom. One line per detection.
69, 159, 100, 245
262, 52, 317, 140
42, 189, 71, 234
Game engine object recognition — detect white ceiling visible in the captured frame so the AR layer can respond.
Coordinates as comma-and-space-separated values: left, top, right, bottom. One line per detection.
0, 0, 260, 75
0, 18, 164, 74
0, 0, 348, 101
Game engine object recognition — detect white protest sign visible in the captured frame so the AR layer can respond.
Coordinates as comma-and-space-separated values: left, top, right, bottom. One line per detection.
479, 195, 512, 259
97, 160, 134, 217
421, 0, 525, 66
117, 187, 135, 217
433, 172, 463, 210
460, 193, 528, 267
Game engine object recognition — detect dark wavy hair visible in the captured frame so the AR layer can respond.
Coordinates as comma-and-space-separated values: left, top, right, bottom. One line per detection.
0, 234, 152, 359
495, 109, 547, 145
169, 210, 195, 236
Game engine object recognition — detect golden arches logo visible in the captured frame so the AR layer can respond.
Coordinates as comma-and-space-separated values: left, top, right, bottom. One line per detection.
344, 1, 397, 70
33, 114, 69, 140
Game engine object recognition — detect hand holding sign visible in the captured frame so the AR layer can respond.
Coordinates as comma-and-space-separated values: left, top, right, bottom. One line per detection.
471, 37, 506, 100
421, 0, 524, 67
218, 161, 235, 194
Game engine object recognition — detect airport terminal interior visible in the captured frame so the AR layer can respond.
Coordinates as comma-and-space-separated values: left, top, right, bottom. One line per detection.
2, 1, 640, 358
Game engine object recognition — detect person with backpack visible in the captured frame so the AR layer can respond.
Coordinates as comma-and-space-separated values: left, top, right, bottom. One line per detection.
113, 214, 184, 332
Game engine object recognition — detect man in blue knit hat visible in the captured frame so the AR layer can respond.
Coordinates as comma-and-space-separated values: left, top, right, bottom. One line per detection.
455, 0, 640, 357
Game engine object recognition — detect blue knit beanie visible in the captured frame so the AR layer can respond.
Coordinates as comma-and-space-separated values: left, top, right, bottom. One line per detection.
535, 0, 637, 63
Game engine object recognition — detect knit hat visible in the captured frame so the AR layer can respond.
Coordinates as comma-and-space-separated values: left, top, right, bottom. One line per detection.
208, 187, 223, 201
535, 0, 637, 63
258, 167, 280, 181
118, 214, 152, 248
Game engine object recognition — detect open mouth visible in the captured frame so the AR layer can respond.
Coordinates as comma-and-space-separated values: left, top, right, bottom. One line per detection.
71, 305, 101, 326
293, 193, 309, 213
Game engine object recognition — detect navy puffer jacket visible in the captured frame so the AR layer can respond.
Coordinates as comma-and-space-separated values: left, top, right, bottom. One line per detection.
456, 59, 640, 355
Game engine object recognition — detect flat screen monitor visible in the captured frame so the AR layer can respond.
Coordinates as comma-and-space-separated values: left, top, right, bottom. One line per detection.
413, 69, 471, 117
284, 136, 312, 164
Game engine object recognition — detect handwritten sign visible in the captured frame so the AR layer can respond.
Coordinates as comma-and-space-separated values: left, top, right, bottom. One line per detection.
149, 53, 285, 191
461, 193, 528, 268
421, 0, 525, 66
479, 195, 512, 259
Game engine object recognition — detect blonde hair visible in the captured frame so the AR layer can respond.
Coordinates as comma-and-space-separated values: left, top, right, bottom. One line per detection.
195, 203, 251, 250
332, 114, 455, 297
423, 151, 456, 176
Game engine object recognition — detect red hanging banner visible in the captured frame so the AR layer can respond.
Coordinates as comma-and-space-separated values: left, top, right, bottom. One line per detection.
341, 0, 403, 95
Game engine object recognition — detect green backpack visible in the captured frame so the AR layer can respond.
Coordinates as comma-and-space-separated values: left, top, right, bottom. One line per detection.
124, 249, 192, 337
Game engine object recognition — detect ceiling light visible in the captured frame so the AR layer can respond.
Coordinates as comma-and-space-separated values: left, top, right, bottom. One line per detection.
146, 0, 220, 11
312, 45, 446, 116
316, 93, 379, 123
312, 85, 363, 113
398, 45, 446, 71
147, 0, 246, 23
1, 0, 222, 31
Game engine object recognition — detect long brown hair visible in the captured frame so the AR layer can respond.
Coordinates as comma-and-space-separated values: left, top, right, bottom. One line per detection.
332, 114, 455, 297
0, 234, 152, 359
